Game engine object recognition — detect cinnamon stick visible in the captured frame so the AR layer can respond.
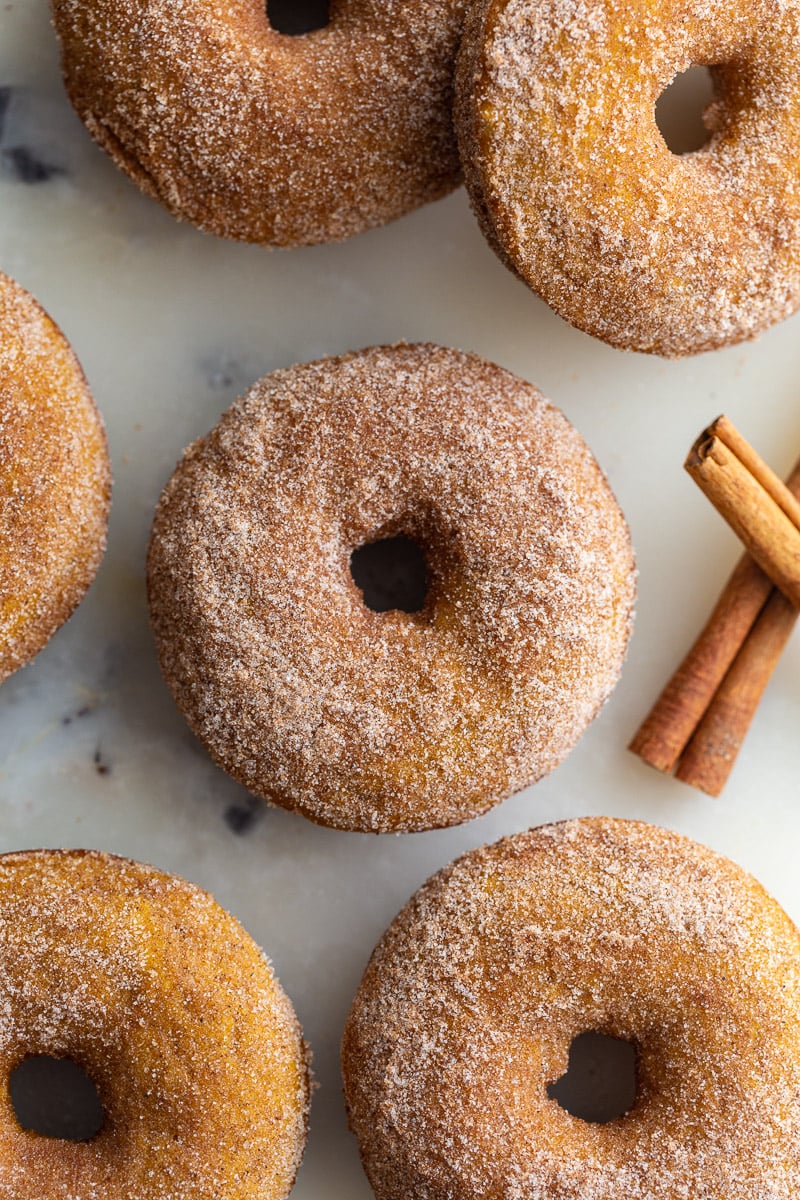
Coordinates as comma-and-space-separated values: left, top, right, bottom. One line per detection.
685, 425, 800, 609
627, 553, 775, 772
675, 586, 797, 795
706, 416, 800, 528
630, 421, 800, 790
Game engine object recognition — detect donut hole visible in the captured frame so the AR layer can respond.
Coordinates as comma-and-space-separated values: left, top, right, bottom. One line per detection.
547, 1032, 637, 1124
266, 0, 330, 35
350, 535, 429, 614
10, 1056, 104, 1141
656, 65, 715, 154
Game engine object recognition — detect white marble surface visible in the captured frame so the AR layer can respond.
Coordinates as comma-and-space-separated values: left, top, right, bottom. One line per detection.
0, 3, 798, 1194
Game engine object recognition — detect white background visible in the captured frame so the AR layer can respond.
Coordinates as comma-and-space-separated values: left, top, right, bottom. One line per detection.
1, 4, 798, 1194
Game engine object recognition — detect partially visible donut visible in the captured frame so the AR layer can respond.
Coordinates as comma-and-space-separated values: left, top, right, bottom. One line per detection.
0, 849, 309, 1200
147, 343, 635, 833
51, 0, 469, 247
342, 818, 800, 1199
0, 273, 110, 683
456, 0, 800, 356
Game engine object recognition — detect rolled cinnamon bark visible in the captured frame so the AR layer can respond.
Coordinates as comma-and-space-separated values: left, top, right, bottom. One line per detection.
675, 586, 796, 796
685, 426, 800, 610
630, 418, 800, 794
628, 553, 775, 773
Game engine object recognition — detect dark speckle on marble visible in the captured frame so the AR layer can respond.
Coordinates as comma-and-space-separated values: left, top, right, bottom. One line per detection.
2, 145, 64, 184
224, 799, 262, 835
0, 90, 11, 143
199, 352, 269, 397
62, 705, 94, 727
93, 747, 111, 777
206, 360, 240, 391
201, 352, 247, 393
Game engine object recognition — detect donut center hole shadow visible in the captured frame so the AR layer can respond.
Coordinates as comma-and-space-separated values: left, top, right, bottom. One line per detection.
266, 0, 330, 35
10, 1056, 104, 1141
656, 65, 715, 154
547, 1032, 637, 1124
350, 536, 429, 614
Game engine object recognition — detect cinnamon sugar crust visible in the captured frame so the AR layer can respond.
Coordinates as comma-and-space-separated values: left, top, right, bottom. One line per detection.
147, 344, 635, 833
0, 849, 310, 1200
342, 817, 800, 1199
0, 273, 110, 683
51, 0, 469, 248
456, 0, 800, 357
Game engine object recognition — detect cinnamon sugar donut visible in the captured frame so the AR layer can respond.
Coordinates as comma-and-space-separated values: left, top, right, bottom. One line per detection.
456, 0, 800, 356
342, 817, 800, 1199
147, 343, 634, 833
0, 273, 110, 683
0, 849, 309, 1200
51, 0, 468, 247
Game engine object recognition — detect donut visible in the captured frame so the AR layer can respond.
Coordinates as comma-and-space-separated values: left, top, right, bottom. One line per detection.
0, 273, 110, 684
147, 343, 635, 833
51, 0, 469, 248
342, 817, 800, 1199
0, 849, 309, 1199
455, 0, 800, 356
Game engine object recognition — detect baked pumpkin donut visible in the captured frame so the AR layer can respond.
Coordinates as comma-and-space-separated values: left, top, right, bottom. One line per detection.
342, 817, 800, 1199
0, 849, 309, 1199
147, 343, 634, 833
0, 273, 110, 683
456, 0, 800, 356
51, 0, 468, 247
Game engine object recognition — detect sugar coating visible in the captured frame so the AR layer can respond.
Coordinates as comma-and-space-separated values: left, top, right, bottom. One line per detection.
0, 273, 110, 683
342, 817, 800, 1199
456, 0, 800, 356
0, 849, 309, 1200
147, 343, 635, 833
51, 0, 469, 247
